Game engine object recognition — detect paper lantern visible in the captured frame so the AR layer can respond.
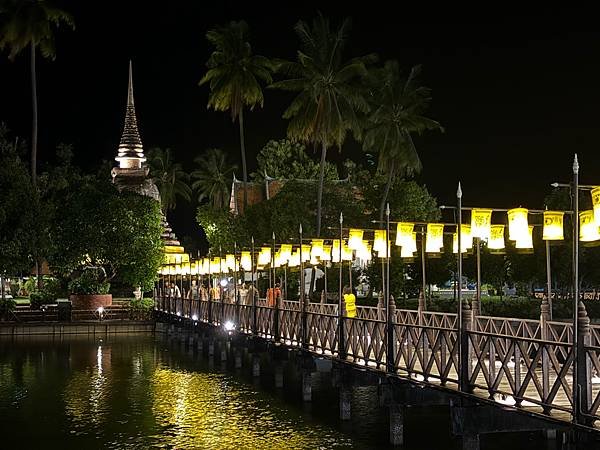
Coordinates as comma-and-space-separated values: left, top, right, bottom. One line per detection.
310, 239, 324, 259
288, 250, 300, 267
453, 225, 472, 253
471, 209, 492, 240
279, 244, 293, 263
169, 265, 176, 276
373, 230, 388, 253
321, 245, 332, 261
516, 225, 534, 249
210, 257, 222, 274
301, 244, 311, 262
508, 208, 529, 241
425, 223, 444, 253
400, 233, 417, 258
543, 211, 564, 241
356, 241, 372, 261
274, 251, 283, 268
348, 229, 364, 250
376, 241, 391, 258
225, 254, 235, 271
201, 258, 210, 275
331, 239, 341, 263
342, 242, 353, 261
257, 247, 271, 266
488, 225, 506, 250
395, 223, 415, 247
592, 187, 600, 226
181, 262, 191, 275
580, 210, 600, 242
240, 252, 252, 271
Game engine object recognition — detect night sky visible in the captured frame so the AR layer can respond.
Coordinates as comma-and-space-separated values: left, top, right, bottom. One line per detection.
0, 3, 597, 243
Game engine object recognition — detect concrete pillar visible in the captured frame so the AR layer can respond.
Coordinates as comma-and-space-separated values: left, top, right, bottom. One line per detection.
235, 350, 242, 369
252, 355, 260, 377
462, 434, 480, 450
339, 385, 351, 420
302, 371, 312, 402
389, 403, 404, 446
275, 364, 284, 388
379, 380, 391, 407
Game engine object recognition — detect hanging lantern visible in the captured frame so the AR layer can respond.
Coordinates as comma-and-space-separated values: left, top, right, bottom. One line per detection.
310, 239, 324, 259
395, 223, 415, 247
425, 223, 444, 253
288, 250, 300, 267
300, 244, 311, 262
348, 229, 364, 250
279, 244, 293, 263
507, 208, 529, 241
342, 241, 353, 261
376, 241, 391, 258
225, 254, 235, 271
257, 247, 271, 266
373, 230, 388, 254
580, 210, 600, 242
400, 233, 417, 258
210, 257, 221, 274
488, 225, 506, 250
452, 225, 472, 253
321, 245, 332, 261
356, 241, 372, 261
471, 209, 492, 240
181, 262, 191, 275
592, 187, 600, 226
274, 251, 283, 268
543, 211, 564, 241
331, 239, 341, 263
201, 258, 210, 275
516, 225, 534, 249
240, 252, 252, 271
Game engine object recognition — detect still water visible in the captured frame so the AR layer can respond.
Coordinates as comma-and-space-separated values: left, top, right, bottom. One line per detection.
0, 333, 558, 449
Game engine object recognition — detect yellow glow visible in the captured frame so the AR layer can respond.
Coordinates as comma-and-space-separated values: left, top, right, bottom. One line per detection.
240, 252, 252, 271
225, 254, 235, 271
592, 187, 600, 226
471, 209, 492, 240
164, 245, 185, 254
425, 223, 444, 253
209, 258, 221, 274
301, 244, 311, 262
257, 247, 271, 266
508, 208, 529, 241
348, 229, 364, 250
488, 225, 505, 250
201, 258, 210, 275
181, 262, 191, 275
400, 233, 417, 258
279, 244, 292, 262
342, 242, 353, 261
331, 239, 341, 263
288, 250, 300, 267
373, 230, 387, 253
356, 241, 372, 261
395, 222, 415, 248
321, 245, 332, 261
516, 225, 534, 249
543, 211, 564, 241
376, 241, 391, 259
310, 239, 324, 259
452, 225, 472, 253
580, 210, 600, 241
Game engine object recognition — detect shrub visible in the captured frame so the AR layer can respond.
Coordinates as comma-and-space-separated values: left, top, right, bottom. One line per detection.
129, 297, 154, 320
0, 297, 16, 319
69, 268, 110, 295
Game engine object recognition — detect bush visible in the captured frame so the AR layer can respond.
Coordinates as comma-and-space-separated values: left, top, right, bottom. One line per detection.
69, 268, 110, 295
28, 277, 66, 309
0, 297, 16, 319
129, 297, 154, 320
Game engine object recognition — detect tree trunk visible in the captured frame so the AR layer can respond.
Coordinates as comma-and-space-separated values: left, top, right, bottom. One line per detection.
379, 162, 395, 224
316, 141, 327, 236
238, 107, 248, 211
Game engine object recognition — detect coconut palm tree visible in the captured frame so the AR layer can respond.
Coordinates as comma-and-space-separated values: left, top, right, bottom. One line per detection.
146, 147, 191, 213
0, 0, 74, 185
190, 148, 237, 209
363, 61, 442, 222
271, 14, 376, 236
199, 20, 272, 211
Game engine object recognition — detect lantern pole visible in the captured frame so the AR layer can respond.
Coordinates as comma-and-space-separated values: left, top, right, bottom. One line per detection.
234, 242, 239, 326
208, 248, 213, 324
572, 154, 582, 424
420, 228, 427, 311
457, 182, 468, 393
385, 203, 394, 373
545, 238, 553, 321
300, 224, 307, 349
338, 212, 346, 359
251, 236, 257, 335
272, 232, 279, 342
219, 246, 224, 325
475, 237, 482, 319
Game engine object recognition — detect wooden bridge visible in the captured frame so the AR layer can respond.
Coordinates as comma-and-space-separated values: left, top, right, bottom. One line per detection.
154, 293, 600, 432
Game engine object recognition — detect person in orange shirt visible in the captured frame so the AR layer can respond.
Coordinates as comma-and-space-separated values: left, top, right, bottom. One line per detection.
267, 283, 282, 307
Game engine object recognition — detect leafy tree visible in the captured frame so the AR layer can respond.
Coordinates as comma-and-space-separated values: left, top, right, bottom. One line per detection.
196, 204, 248, 251
146, 147, 191, 213
199, 20, 272, 210
253, 139, 338, 181
363, 61, 442, 222
271, 14, 376, 235
190, 148, 236, 209
0, 0, 74, 184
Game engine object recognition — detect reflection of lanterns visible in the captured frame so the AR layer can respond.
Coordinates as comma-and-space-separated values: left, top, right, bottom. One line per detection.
348, 229, 364, 250
543, 211, 564, 241
279, 244, 293, 262
400, 233, 417, 258
488, 225, 506, 250
471, 209, 492, 240
425, 224, 444, 253
257, 247, 271, 266
508, 208, 529, 241
310, 240, 324, 259
395, 223, 415, 247
453, 225, 472, 253
321, 245, 332, 261
592, 187, 600, 226
373, 230, 387, 253
240, 252, 252, 271
580, 210, 600, 242
516, 225, 534, 249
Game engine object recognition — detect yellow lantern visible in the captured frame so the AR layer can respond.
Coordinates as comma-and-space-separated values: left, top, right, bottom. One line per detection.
348, 229, 364, 250
516, 225, 534, 249
225, 254, 235, 271
592, 187, 600, 226
373, 230, 388, 253
376, 241, 391, 258
331, 239, 341, 263
210, 257, 221, 274
274, 251, 283, 268
508, 208, 529, 241
288, 250, 300, 267
310, 239, 324, 259
240, 251, 252, 271
321, 245, 332, 261
181, 262, 191, 275
279, 244, 293, 262
425, 223, 444, 253
471, 209, 492, 240
580, 210, 600, 242
452, 225, 472, 253
257, 247, 271, 266
400, 233, 417, 258
543, 211, 564, 241
488, 225, 506, 250
301, 244, 311, 262
342, 242, 353, 261
395, 223, 415, 247
356, 241, 372, 261
169, 265, 176, 276
201, 258, 210, 275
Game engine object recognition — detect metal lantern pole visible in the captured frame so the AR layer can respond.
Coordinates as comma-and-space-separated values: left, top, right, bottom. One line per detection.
545, 239, 553, 321
421, 228, 427, 310
300, 224, 307, 348
208, 248, 213, 324
572, 154, 581, 423
457, 182, 468, 392
251, 236, 257, 335
234, 242, 239, 325
475, 236, 482, 318
338, 212, 345, 359
385, 204, 393, 372
273, 232, 279, 342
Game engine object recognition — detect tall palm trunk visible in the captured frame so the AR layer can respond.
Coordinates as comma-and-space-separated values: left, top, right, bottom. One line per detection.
238, 107, 248, 211
316, 141, 327, 236
379, 161, 395, 224
31, 44, 38, 185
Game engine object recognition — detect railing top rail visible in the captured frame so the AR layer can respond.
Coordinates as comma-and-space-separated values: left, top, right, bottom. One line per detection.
468, 328, 574, 346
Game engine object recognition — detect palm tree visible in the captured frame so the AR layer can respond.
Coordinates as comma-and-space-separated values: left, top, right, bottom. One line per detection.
271, 14, 376, 236
146, 147, 191, 213
199, 20, 272, 211
190, 148, 237, 209
0, 0, 74, 185
363, 61, 442, 223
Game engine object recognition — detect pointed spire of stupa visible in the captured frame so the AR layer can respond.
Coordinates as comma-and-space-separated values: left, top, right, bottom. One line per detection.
115, 60, 145, 168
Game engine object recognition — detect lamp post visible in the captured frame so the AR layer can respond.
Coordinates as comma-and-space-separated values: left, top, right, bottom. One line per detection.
272, 232, 279, 342
385, 203, 394, 373
338, 212, 346, 359
251, 236, 257, 335
457, 182, 469, 393
300, 224, 307, 349
572, 154, 582, 424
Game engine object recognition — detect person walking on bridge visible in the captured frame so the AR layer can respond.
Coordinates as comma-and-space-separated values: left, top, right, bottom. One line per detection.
343, 285, 356, 318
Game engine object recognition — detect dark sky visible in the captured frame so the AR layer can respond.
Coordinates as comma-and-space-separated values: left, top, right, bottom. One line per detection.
1, 3, 598, 244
